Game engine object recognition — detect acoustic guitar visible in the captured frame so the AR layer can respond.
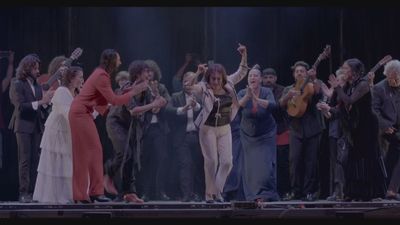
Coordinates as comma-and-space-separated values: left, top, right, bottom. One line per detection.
366, 54, 392, 87
41, 47, 83, 91
287, 45, 331, 118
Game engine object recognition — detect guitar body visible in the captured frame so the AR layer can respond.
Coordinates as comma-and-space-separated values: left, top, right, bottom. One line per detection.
286, 44, 331, 118
287, 79, 314, 118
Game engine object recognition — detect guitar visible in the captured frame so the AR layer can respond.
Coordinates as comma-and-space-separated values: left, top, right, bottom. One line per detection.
366, 55, 392, 86
41, 47, 83, 91
287, 45, 331, 118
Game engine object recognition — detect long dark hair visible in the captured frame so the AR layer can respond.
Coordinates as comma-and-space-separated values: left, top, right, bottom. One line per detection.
345, 58, 365, 80
16, 54, 41, 79
99, 49, 119, 74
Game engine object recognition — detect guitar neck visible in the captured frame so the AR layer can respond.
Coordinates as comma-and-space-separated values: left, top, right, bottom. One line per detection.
369, 62, 382, 74
42, 58, 74, 91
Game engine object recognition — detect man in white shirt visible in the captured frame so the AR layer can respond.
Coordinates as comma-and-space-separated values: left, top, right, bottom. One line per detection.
166, 71, 205, 202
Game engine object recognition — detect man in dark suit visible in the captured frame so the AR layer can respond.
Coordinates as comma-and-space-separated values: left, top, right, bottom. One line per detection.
372, 59, 400, 200
279, 61, 325, 201
262, 68, 291, 199
8, 54, 53, 203
166, 71, 204, 202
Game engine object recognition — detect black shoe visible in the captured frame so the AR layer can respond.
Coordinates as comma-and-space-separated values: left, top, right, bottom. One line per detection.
18, 193, 32, 203
90, 195, 111, 203
75, 200, 91, 204
304, 193, 317, 201
205, 199, 215, 203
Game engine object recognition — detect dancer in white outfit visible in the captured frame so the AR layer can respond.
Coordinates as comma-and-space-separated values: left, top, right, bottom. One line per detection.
33, 66, 83, 204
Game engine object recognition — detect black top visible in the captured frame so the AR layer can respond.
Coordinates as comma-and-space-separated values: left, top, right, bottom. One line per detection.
204, 94, 232, 127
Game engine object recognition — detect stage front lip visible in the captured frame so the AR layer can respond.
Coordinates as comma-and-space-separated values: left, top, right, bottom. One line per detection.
0, 200, 399, 219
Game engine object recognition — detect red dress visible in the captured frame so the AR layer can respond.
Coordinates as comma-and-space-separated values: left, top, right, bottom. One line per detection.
69, 67, 133, 201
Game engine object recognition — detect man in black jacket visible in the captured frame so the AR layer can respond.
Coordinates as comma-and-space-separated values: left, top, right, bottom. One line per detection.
8, 54, 53, 203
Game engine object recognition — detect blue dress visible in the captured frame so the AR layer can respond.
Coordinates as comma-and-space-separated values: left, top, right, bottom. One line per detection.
238, 87, 279, 201
222, 110, 245, 201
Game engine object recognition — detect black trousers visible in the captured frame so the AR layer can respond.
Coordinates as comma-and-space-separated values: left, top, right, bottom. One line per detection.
105, 124, 138, 194
289, 133, 321, 197
139, 123, 168, 200
176, 131, 205, 199
15, 132, 41, 195
277, 144, 290, 197
328, 136, 347, 196
384, 135, 400, 193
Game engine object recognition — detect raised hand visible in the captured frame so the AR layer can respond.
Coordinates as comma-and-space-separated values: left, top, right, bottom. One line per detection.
237, 43, 247, 56
367, 72, 375, 86
328, 74, 339, 89
245, 85, 254, 99
197, 63, 208, 74
42, 90, 55, 104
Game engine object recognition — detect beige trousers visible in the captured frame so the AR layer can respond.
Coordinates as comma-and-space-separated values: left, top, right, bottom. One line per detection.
199, 124, 233, 200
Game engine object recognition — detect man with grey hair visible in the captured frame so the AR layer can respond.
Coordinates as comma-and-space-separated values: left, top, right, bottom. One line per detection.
372, 59, 400, 200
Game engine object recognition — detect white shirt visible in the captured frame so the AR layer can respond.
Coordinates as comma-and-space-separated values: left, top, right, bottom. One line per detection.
177, 93, 201, 132
26, 78, 39, 110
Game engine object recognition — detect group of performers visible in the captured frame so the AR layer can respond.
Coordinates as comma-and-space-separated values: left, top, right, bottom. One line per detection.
1, 44, 399, 204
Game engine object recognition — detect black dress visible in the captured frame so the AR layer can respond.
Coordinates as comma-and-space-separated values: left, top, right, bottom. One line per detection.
334, 77, 387, 201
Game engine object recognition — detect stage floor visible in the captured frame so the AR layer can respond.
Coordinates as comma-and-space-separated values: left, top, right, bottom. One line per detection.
1, 200, 400, 219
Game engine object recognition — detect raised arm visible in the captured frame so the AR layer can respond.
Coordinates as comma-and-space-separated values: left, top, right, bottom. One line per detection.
227, 43, 249, 85
333, 79, 369, 106
96, 72, 148, 106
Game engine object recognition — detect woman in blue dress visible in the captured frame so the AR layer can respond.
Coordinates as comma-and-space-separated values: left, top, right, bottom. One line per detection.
237, 64, 279, 202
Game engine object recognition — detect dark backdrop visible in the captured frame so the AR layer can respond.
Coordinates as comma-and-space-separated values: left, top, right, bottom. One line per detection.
1, 7, 399, 200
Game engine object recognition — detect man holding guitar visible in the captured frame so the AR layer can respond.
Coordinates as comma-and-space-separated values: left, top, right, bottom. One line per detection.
279, 60, 325, 201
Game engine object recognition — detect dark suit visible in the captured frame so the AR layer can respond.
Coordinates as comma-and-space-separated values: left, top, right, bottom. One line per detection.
281, 83, 325, 199
372, 79, 400, 193
139, 83, 171, 200
8, 77, 45, 197
166, 91, 204, 200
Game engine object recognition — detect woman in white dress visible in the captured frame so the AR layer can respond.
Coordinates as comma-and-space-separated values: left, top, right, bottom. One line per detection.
33, 66, 84, 204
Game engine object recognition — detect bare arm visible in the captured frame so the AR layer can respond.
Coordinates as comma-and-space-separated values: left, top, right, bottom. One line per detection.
227, 43, 249, 85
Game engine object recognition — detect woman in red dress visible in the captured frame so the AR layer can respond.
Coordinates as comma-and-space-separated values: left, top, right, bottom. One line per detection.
69, 49, 148, 203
